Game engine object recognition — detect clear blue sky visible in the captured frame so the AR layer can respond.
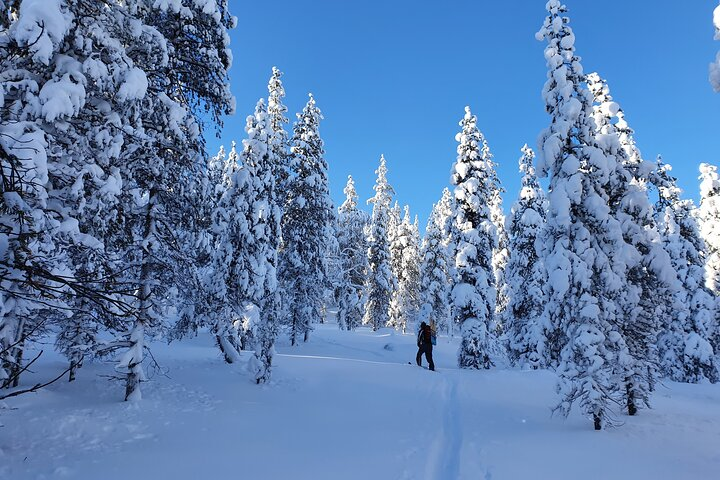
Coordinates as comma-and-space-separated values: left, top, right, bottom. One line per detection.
208, 0, 720, 229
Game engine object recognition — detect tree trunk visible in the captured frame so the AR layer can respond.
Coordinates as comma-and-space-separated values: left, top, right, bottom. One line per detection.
626, 379, 637, 416
68, 360, 78, 382
593, 413, 602, 431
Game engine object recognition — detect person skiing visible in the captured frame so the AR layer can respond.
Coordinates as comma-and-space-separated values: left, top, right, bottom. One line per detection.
416, 321, 435, 371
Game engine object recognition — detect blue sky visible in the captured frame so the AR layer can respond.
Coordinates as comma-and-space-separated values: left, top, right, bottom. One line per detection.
208, 0, 720, 229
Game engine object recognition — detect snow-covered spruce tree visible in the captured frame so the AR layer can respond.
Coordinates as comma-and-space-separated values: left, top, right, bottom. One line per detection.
587, 72, 678, 415
170, 145, 232, 341
278, 94, 333, 345
241, 100, 283, 384
698, 163, 720, 296
267, 66, 291, 199
436, 187, 456, 248
232, 99, 280, 357
113, 0, 234, 401
388, 202, 403, 328
206, 143, 248, 363
711, 3, 720, 92
503, 145, 549, 370
364, 155, 396, 330
488, 158, 509, 326
537, 1, 631, 429
0, 0, 78, 387
450, 106, 498, 370
336, 176, 369, 331
249, 68, 290, 382
388, 206, 421, 333
406, 214, 422, 328
435, 187, 457, 334
654, 160, 719, 383
0, 0, 159, 386
419, 202, 452, 335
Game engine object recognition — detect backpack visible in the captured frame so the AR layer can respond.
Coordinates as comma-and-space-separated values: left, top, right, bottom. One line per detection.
421, 325, 437, 345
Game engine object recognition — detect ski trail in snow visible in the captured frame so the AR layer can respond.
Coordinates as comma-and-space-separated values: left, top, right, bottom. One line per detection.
425, 374, 462, 480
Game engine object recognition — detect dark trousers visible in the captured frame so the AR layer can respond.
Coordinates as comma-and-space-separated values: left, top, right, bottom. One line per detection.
416, 343, 435, 371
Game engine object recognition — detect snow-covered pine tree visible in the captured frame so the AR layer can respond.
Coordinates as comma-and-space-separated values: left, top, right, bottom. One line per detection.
406, 214, 422, 328
655, 160, 719, 383
250, 69, 289, 383
364, 155, 396, 330
402, 209, 421, 332
337, 176, 370, 331
587, 72, 678, 415
205, 143, 247, 363
388, 206, 421, 332
113, 0, 235, 400
536, 1, 631, 429
388, 202, 403, 329
267, 67, 291, 200
436, 188, 456, 249
435, 187, 457, 334
1, 0, 157, 387
240, 100, 283, 384
171, 145, 231, 341
698, 163, 720, 296
419, 202, 452, 336
488, 158, 509, 327
711, 2, 720, 92
450, 106, 498, 370
279, 94, 333, 345
503, 145, 549, 370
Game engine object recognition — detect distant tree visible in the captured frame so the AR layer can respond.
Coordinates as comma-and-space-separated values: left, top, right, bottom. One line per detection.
364, 155, 396, 330
388, 202, 403, 328
698, 163, 720, 296
336, 176, 369, 331
279, 94, 333, 345
655, 160, 719, 383
450, 106, 498, 370
390, 206, 421, 333
504, 146, 549, 370
419, 202, 452, 335
488, 158, 509, 327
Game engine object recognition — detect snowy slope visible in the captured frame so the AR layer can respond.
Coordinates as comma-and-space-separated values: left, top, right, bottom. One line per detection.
2, 323, 719, 480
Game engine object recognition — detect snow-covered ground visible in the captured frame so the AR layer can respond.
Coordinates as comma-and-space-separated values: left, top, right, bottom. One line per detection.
2, 323, 720, 480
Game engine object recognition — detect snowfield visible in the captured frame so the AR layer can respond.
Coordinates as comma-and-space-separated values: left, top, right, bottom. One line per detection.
2, 322, 720, 480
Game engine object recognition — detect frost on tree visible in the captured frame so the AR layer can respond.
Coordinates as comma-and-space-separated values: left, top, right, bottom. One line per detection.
336, 176, 369, 331
588, 72, 678, 415
278, 94, 333, 345
450, 106, 498, 370
364, 155, 396, 331
711, 3, 720, 92
654, 160, 719, 384
419, 200, 453, 336
503, 146, 549, 370
536, 1, 631, 429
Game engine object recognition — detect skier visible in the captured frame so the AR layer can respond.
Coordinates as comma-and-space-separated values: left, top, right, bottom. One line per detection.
416, 321, 435, 371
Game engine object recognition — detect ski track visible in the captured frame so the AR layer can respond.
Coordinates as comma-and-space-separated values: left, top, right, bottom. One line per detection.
425, 374, 462, 480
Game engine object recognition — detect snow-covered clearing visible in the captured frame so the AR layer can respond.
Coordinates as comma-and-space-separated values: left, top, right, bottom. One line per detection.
2, 323, 720, 480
